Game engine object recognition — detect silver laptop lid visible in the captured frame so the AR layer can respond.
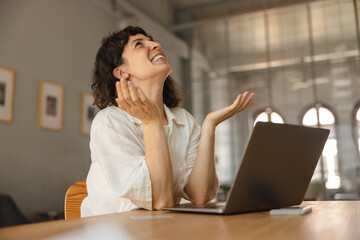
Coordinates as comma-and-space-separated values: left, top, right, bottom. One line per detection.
223, 122, 329, 214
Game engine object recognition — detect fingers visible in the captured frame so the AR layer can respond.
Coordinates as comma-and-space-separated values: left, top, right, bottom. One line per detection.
127, 81, 141, 104
240, 92, 255, 110
225, 91, 255, 116
120, 76, 132, 103
115, 73, 149, 111
116, 80, 130, 110
116, 73, 134, 110
136, 86, 149, 104
228, 94, 242, 112
234, 92, 255, 113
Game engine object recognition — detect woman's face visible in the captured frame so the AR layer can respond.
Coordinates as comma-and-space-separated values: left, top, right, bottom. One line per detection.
120, 34, 172, 82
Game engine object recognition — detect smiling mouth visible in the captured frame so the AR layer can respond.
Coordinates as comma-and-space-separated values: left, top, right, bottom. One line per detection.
151, 54, 165, 64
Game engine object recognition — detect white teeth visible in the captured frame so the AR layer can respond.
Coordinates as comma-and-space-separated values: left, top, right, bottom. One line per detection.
151, 55, 165, 63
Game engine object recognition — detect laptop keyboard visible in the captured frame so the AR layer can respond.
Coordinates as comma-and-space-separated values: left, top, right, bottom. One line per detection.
179, 202, 226, 209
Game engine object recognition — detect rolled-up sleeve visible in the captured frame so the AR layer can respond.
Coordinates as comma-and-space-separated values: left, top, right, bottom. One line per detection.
90, 118, 152, 210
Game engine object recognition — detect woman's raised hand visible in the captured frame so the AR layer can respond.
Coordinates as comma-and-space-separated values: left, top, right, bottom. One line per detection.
205, 91, 255, 129
115, 73, 161, 125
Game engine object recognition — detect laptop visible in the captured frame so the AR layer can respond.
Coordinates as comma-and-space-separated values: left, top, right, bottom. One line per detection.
163, 122, 329, 214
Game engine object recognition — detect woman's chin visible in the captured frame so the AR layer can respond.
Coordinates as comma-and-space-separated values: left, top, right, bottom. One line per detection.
138, 64, 172, 81
155, 64, 172, 78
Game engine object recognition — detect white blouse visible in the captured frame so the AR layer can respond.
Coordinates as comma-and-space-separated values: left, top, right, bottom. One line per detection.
81, 105, 218, 217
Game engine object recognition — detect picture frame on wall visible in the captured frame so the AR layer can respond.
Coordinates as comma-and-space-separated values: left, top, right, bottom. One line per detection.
81, 92, 97, 136
38, 79, 64, 131
0, 67, 15, 123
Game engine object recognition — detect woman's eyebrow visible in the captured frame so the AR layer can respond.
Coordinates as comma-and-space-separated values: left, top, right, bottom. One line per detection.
131, 38, 144, 46
132, 37, 154, 45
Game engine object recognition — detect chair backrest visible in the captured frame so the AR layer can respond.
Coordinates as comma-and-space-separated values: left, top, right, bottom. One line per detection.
64, 180, 87, 220
0, 194, 29, 227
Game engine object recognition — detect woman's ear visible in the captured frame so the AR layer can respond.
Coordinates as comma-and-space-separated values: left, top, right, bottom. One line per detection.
113, 65, 128, 80
113, 67, 122, 80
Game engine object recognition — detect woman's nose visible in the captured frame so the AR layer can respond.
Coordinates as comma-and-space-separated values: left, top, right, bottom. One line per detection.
149, 41, 161, 50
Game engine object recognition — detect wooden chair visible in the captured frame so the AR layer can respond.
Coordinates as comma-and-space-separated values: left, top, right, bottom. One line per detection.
64, 180, 87, 220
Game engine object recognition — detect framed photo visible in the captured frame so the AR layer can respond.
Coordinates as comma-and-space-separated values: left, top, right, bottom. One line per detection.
38, 80, 64, 131
81, 92, 97, 135
0, 67, 15, 123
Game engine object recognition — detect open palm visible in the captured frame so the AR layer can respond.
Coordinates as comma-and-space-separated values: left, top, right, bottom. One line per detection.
206, 91, 255, 127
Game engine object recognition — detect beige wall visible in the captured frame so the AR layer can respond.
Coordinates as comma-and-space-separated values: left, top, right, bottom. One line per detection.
0, 0, 120, 219
0, 0, 184, 220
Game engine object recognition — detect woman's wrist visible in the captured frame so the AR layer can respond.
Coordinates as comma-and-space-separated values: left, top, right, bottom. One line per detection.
142, 117, 162, 129
141, 109, 162, 126
202, 117, 217, 133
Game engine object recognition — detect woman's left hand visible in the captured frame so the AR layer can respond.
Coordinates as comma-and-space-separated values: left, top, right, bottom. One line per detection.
205, 91, 255, 128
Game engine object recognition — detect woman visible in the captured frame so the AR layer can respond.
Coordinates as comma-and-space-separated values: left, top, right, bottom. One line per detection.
81, 26, 255, 217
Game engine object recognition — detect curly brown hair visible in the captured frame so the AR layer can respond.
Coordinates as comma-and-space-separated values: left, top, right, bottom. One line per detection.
92, 26, 183, 109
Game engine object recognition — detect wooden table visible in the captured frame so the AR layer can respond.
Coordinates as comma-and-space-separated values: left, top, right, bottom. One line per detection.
0, 201, 359, 240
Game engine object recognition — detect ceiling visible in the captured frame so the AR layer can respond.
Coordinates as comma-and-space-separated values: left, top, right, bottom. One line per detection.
170, 0, 310, 19
169, 0, 356, 77
169, 0, 222, 9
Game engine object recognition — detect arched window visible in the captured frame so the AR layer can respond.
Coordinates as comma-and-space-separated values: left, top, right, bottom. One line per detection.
302, 104, 340, 189
356, 105, 360, 152
254, 107, 284, 125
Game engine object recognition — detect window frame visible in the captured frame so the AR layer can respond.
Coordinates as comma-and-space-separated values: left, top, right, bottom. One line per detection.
352, 100, 360, 157
299, 102, 341, 190
253, 107, 285, 124
299, 102, 338, 126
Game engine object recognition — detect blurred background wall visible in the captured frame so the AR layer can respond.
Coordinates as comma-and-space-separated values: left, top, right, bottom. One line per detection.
1, 0, 360, 221
0, 0, 119, 220
0, 0, 183, 220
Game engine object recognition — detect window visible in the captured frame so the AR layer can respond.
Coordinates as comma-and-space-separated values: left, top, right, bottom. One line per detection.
302, 104, 340, 189
254, 108, 284, 125
355, 103, 360, 153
